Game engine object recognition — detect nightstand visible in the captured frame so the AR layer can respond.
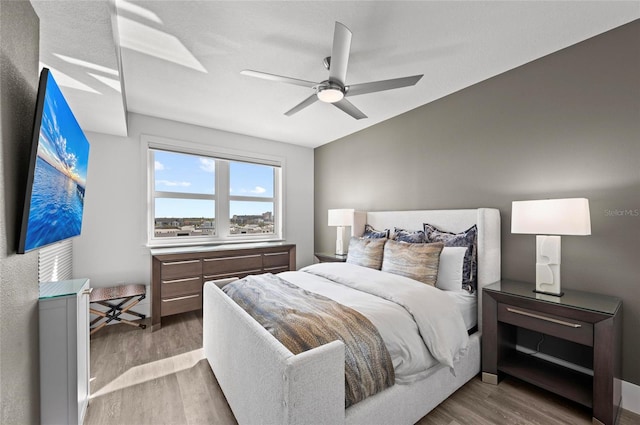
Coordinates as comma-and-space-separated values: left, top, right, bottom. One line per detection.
482, 280, 622, 425
314, 252, 347, 263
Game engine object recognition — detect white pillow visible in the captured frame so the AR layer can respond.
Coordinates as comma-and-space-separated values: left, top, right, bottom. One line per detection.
436, 247, 468, 291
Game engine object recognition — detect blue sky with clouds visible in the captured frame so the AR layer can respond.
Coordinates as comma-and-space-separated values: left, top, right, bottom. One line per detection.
154, 150, 274, 218
37, 70, 90, 186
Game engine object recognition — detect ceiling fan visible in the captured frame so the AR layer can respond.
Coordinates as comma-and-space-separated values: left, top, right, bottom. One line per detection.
241, 22, 423, 120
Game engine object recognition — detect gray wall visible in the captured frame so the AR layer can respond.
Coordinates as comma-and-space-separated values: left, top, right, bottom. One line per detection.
0, 0, 41, 422
315, 20, 640, 384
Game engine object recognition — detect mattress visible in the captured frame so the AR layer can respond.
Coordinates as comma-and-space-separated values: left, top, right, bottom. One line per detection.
445, 290, 477, 331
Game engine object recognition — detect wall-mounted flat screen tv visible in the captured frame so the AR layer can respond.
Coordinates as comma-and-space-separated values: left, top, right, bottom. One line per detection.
18, 68, 90, 254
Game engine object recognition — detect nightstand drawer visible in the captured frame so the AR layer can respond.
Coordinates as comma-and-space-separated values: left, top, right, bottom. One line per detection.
498, 303, 593, 346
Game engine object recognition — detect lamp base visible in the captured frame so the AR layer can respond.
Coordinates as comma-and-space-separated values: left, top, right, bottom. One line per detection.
535, 235, 562, 296
335, 226, 345, 256
533, 289, 564, 297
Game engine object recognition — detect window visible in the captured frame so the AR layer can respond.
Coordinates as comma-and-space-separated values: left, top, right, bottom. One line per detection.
153, 150, 216, 239
229, 162, 276, 235
147, 139, 282, 246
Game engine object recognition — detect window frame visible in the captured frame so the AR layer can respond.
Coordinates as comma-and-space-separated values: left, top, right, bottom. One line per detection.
143, 135, 284, 247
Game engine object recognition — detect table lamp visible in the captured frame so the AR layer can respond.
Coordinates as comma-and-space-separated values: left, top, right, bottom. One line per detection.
511, 198, 591, 296
328, 209, 353, 256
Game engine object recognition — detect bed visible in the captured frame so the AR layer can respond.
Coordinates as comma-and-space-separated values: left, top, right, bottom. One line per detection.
203, 208, 501, 425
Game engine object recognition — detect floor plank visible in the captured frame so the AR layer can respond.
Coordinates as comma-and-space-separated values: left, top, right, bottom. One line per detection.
85, 311, 640, 425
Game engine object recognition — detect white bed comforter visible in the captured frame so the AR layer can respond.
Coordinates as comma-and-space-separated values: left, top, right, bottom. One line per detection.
278, 262, 469, 384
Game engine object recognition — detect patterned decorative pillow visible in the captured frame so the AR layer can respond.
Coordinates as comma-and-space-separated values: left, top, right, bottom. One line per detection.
381, 240, 444, 286
362, 224, 389, 239
346, 237, 386, 270
392, 227, 426, 243
423, 223, 478, 293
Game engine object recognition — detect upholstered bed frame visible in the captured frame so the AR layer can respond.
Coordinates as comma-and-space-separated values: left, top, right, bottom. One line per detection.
203, 208, 501, 425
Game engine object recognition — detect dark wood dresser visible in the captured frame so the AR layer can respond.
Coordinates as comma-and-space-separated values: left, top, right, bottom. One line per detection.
150, 243, 296, 330
482, 280, 622, 425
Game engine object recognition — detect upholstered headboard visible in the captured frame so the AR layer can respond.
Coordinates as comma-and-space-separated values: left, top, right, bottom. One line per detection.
353, 208, 501, 331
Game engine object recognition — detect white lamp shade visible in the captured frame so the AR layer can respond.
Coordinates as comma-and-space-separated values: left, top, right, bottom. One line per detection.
511, 198, 591, 235
328, 209, 354, 227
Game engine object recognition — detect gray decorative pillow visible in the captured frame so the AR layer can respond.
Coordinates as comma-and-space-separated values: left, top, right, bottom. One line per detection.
423, 223, 478, 293
363, 224, 389, 239
381, 240, 444, 286
393, 227, 426, 243
346, 237, 386, 270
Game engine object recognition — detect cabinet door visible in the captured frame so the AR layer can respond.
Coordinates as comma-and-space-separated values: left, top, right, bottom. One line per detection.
76, 282, 90, 424
39, 278, 91, 425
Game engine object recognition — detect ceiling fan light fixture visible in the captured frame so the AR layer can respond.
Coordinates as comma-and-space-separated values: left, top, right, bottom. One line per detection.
317, 87, 344, 103
243, 22, 422, 119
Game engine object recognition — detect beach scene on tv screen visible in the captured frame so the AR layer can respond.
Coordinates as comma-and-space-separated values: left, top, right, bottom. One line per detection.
24, 72, 90, 252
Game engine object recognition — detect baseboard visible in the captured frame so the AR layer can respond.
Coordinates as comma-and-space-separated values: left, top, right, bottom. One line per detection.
622, 380, 640, 415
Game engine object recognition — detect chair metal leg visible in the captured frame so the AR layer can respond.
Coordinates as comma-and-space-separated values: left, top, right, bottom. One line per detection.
89, 293, 147, 334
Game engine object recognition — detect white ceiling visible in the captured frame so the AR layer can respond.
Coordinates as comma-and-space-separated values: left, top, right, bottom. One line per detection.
31, 1, 639, 148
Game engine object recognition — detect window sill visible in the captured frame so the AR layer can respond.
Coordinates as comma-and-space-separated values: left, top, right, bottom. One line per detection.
147, 239, 287, 255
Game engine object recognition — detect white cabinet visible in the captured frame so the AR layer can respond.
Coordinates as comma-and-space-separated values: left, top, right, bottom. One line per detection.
39, 278, 91, 425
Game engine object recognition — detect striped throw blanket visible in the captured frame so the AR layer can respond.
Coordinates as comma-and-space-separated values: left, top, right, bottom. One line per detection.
222, 273, 395, 407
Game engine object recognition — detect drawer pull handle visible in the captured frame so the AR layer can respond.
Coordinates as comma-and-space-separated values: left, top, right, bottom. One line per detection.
204, 270, 262, 279
264, 266, 288, 272
204, 255, 260, 262
506, 307, 581, 328
162, 277, 200, 284
264, 252, 288, 257
163, 260, 200, 266
206, 276, 239, 282
163, 294, 200, 302
207, 277, 239, 288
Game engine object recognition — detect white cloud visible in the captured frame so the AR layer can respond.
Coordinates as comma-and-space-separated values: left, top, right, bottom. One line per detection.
155, 161, 165, 171
157, 180, 191, 187
199, 158, 215, 173
250, 186, 266, 194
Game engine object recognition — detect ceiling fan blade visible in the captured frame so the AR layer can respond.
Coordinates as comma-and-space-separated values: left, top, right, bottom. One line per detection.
346, 74, 423, 97
328, 22, 352, 85
284, 94, 319, 116
241, 70, 317, 88
333, 98, 367, 120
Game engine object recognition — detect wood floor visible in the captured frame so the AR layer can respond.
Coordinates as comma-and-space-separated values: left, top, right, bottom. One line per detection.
86, 311, 639, 425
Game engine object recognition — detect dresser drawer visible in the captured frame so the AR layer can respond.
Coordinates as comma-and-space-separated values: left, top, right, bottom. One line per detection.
202, 254, 262, 276
161, 292, 201, 316
160, 259, 202, 280
263, 265, 289, 274
161, 276, 202, 299
263, 251, 290, 268
498, 303, 593, 346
